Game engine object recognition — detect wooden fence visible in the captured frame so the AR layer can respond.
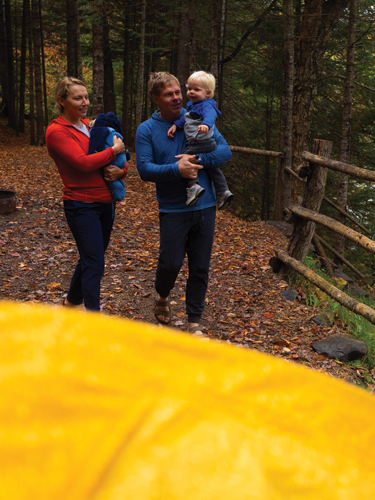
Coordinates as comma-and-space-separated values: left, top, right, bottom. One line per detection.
269, 139, 375, 324
230, 140, 375, 324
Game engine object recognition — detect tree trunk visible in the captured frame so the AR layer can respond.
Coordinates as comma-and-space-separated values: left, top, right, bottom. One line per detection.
66, 0, 82, 79
261, 92, 273, 220
273, 0, 294, 220
210, 0, 221, 79
0, 0, 9, 117
144, 30, 153, 122
217, 0, 227, 114
135, 0, 146, 130
286, 139, 332, 272
335, 0, 357, 267
92, 0, 104, 118
18, 0, 29, 133
188, 0, 196, 73
292, 0, 349, 203
28, 1, 35, 146
122, 0, 131, 144
103, 13, 116, 114
4, 0, 17, 128
177, 1, 190, 106
38, 0, 48, 127
31, 0, 44, 145
274, 248, 375, 325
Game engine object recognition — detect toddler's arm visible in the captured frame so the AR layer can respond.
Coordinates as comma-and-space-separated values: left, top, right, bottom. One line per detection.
168, 124, 177, 138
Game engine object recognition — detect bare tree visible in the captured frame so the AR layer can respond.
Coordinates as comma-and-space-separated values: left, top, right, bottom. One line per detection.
122, 0, 131, 144
66, 0, 82, 79
31, 0, 44, 144
210, 0, 221, 79
3, 0, 17, 128
334, 0, 357, 267
39, 0, 48, 127
103, 13, 116, 113
18, 0, 29, 133
273, 0, 293, 220
91, 0, 104, 117
28, 0, 35, 145
177, 1, 190, 106
135, 0, 146, 130
291, 0, 349, 202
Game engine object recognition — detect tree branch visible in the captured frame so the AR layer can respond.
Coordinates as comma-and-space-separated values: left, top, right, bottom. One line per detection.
219, 0, 278, 66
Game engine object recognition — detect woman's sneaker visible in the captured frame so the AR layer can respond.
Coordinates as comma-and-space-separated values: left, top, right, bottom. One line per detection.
217, 190, 234, 210
186, 184, 205, 206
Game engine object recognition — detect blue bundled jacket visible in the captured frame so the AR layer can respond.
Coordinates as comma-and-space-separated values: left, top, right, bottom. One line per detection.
88, 112, 130, 201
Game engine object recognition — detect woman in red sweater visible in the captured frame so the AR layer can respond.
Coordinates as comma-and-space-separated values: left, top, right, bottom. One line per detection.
46, 76, 126, 311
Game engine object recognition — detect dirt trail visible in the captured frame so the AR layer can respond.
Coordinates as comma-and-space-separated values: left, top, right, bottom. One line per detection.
0, 120, 372, 390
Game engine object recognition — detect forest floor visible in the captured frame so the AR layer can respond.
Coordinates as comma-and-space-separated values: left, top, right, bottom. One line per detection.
1, 119, 373, 392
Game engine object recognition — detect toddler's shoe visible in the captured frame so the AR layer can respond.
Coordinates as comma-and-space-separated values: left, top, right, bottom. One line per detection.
217, 190, 234, 210
186, 184, 205, 206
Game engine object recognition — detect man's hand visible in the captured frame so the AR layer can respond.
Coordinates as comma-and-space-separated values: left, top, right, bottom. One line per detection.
104, 165, 124, 182
175, 154, 203, 179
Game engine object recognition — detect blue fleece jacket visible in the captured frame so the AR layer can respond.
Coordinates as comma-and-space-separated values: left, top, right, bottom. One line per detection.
174, 99, 221, 130
136, 110, 232, 212
88, 112, 130, 202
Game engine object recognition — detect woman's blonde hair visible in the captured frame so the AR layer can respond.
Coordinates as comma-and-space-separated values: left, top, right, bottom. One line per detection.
148, 72, 180, 97
187, 71, 216, 97
53, 76, 86, 114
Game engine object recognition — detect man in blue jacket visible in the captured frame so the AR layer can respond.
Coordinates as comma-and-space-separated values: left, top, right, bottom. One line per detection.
136, 72, 232, 335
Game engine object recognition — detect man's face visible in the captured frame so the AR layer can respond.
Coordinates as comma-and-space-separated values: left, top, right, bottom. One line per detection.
153, 83, 182, 122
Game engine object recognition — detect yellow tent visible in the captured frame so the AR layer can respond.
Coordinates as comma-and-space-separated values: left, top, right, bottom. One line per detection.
0, 301, 374, 499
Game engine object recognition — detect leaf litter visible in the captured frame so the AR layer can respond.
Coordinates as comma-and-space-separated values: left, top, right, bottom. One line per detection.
0, 119, 372, 391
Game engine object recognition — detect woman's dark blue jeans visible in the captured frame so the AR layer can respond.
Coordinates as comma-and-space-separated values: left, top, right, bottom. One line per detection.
63, 200, 115, 311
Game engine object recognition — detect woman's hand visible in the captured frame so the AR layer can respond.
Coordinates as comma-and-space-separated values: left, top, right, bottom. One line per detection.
112, 135, 125, 155
104, 165, 125, 182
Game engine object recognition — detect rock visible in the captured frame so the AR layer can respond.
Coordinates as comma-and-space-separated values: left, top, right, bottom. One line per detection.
312, 310, 335, 327
282, 289, 297, 301
312, 336, 368, 361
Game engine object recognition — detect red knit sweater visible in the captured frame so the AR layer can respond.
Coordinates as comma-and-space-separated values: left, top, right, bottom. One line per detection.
46, 115, 116, 203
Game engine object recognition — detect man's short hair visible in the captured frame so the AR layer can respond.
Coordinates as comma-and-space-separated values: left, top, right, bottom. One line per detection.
148, 72, 180, 97
188, 71, 216, 98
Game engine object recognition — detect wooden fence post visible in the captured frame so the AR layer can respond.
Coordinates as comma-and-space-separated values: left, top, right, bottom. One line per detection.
283, 139, 333, 276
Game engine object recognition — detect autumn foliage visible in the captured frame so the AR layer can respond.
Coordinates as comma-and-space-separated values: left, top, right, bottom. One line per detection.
0, 120, 370, 387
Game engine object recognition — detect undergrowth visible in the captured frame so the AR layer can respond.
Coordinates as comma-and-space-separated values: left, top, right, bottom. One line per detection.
295, 253, 375, 372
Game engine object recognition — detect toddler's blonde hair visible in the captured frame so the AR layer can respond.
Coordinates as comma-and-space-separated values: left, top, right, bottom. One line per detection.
187, 71, 216, 98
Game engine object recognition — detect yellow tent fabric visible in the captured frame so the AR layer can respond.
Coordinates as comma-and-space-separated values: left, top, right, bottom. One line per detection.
0, 301, 375, 499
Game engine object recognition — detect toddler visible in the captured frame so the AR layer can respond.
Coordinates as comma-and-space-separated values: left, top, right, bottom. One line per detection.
168, 71, 233, 209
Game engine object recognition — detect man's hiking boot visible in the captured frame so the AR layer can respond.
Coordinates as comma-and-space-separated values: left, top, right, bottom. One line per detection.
217, 190, 234, 210
186, 184, 205, 206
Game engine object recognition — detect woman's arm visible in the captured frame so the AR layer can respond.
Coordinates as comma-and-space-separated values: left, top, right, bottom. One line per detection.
47, 126, 116, 173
